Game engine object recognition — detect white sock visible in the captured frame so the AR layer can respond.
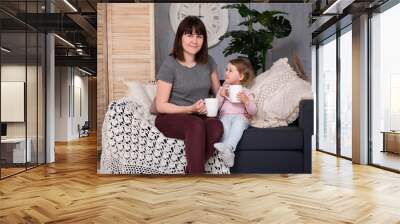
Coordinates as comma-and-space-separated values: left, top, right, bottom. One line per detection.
223, 147, 235, 168
214, 142, 226, 153
214, 143, 235, 167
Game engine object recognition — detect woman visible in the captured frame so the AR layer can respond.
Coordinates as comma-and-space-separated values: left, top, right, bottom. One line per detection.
155, 16, 223, 174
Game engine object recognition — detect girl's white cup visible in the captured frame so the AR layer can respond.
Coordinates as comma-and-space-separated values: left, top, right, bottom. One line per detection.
228, 85, 243, 103
204, 98, 218, 117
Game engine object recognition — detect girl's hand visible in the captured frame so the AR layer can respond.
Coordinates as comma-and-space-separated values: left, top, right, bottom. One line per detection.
237, 91, 249, 105
219, 85, 229, 98
191, 99, 207, 114
243, 112, 252, 120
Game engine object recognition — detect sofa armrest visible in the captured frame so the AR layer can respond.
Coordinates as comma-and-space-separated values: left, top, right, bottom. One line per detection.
299, 99, 314, 135
299, 99, 314, 173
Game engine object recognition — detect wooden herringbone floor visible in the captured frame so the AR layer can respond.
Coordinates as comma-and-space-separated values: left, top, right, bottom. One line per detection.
1, 134, 400, 224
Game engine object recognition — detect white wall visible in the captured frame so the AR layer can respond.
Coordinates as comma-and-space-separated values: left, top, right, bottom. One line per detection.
71, 73, 89, 138
2, 63, 47, 163
1, 65, 30, 138
55, 67, 89, 141
74, 74, 89, 122
55, 66, 69, 141
1, 65, 26, 81
1, 82, 25, 122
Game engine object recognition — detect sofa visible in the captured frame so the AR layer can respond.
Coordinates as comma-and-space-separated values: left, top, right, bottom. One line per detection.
120, 80, 313, 174
231, 99, 314, 173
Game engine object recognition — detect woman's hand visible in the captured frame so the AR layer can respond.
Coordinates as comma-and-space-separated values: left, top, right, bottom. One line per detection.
191, 99, 207, 114
219, 85, 229, 98
237, 91, 249, 105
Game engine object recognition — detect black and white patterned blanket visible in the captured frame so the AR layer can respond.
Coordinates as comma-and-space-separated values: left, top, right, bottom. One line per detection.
99, 98, 230, 174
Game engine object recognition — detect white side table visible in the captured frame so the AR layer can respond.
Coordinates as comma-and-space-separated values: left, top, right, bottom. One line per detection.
1, 138, 32, 163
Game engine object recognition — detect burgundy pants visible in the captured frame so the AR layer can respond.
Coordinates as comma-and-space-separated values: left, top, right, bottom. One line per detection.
155, 114, 223, 174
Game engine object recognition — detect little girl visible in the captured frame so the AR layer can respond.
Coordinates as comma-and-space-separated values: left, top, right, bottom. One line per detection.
214, 58, 257, 167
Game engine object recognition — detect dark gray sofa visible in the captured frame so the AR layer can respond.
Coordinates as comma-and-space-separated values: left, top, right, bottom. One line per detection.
231, 99, 314, 173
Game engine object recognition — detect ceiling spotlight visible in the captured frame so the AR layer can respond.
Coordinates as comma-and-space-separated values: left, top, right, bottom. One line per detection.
78, 67, 93, 76
1, 47, 11, 53
63, 0, 78, 12
76, 48, 85, 55
322, 0, 354, 15
54, 34, 75, 48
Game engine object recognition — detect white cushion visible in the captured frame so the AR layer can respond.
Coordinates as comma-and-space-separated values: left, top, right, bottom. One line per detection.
250, 58, 313, 128
143, 82, 157, 100
143, 82, 157, 114
125, 81, 152, 110
125, 80, 158, 117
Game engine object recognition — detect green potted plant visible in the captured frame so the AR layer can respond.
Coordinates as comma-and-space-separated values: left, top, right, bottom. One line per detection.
219, 3, 292, 74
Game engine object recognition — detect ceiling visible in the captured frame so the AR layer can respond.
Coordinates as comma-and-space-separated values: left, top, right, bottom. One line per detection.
0, 0, 391, 75
0, 0, 97, 74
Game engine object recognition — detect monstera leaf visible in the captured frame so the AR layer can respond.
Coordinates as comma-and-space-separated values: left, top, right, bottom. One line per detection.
219, 4, 291, 74
257, 10, 286, 25
222, 4, 259, 18
266, 15, 292, 38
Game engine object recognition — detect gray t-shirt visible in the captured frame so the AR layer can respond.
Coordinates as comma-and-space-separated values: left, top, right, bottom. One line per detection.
156, 55, 217, 106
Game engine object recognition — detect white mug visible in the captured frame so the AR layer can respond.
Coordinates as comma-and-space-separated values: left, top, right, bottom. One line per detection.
204, 98, 218, 117
228, 85, 243, 103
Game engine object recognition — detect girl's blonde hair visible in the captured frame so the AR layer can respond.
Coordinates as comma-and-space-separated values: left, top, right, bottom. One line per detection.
229, 57, 255, 87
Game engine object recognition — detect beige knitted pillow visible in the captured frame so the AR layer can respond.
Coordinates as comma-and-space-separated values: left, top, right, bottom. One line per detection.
250, 58, 313, 128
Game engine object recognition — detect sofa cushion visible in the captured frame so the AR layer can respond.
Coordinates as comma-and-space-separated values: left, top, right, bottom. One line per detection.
231, 151, 304, 173
250, 58, 313, 128
237, 126, 303, 151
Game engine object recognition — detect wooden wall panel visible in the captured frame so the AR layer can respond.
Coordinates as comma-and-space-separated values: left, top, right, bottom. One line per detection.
88, 77, 97, 132
97, 3, 108, 152
97, 3, 155, 152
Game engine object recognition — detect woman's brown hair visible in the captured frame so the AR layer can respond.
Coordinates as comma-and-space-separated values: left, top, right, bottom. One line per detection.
170, 16, 208, 64
230, 57, 255, 87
